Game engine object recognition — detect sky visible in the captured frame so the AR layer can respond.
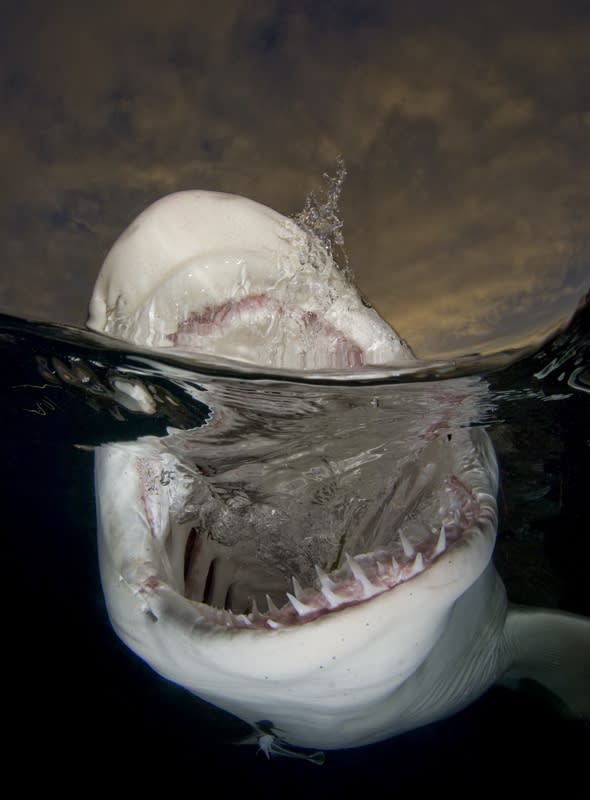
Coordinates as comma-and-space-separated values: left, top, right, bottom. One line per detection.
1, 0, 589, 358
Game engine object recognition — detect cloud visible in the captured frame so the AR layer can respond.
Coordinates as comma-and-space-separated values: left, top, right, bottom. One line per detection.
0, 1, 588, 357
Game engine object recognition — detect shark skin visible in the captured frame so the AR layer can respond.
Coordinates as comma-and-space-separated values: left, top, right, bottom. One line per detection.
89, 191, 590, 759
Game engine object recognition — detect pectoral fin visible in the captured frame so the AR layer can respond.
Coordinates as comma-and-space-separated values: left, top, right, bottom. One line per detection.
501, 606, 590, 719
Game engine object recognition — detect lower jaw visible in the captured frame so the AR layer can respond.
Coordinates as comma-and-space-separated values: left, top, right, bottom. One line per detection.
134, 432, 493, 632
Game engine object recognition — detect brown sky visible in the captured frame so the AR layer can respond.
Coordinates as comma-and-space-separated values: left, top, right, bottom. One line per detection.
1, 0, 589, 358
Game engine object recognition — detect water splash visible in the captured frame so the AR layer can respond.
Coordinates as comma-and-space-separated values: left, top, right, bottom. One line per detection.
293, 157, 353, 283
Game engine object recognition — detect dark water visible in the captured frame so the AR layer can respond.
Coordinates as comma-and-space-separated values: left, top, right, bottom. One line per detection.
2, 306, 588, 794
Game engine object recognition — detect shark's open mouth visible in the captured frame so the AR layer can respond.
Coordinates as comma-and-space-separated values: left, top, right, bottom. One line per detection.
171, 471, 478, 629
90, 190, 500, 750
128, 418, 490, 631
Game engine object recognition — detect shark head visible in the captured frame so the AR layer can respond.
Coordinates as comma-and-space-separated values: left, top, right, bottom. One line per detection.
90, 191, 502, 753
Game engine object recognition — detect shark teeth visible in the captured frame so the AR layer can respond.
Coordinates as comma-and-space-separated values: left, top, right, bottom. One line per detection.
241, 545, 429, 626
286, 592, 314, 617
399, 530, 415, 558
408, 552, 424, 577
265, 594, 280, 615
315, 565, 341, 608
345, 553, 380, 599
292, 576, 305, 600
198, 518, 460, 631
235, 613, 253, 627
434, 525, 447, 556
178, 475, 479, 630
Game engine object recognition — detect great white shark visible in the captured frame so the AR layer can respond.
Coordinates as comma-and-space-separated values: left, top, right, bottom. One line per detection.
88, 190, 589, 761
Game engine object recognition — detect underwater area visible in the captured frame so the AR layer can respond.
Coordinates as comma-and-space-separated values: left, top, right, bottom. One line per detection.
2, 298, 588, 793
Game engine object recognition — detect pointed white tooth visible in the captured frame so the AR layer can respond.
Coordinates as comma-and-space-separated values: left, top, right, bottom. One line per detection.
286, 592, 314, 617
266, 619, 281, 629
399, 530, 415, 558
315, 565, 335, 588
321, 589, 341, 609
409, 552, 424, 576
377, 561, 385, 576
236, 613, 253, 627
250, 597, 260, 615
292, 576, 305, 600
265, 594, 280, 615
345, 553, 378, 598
314, 565, 341, 608
434, 525, 446, 556
391, 556, 401, 578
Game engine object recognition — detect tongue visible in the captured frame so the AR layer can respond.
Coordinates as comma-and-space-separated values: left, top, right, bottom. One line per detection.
87, 190, 414, 369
